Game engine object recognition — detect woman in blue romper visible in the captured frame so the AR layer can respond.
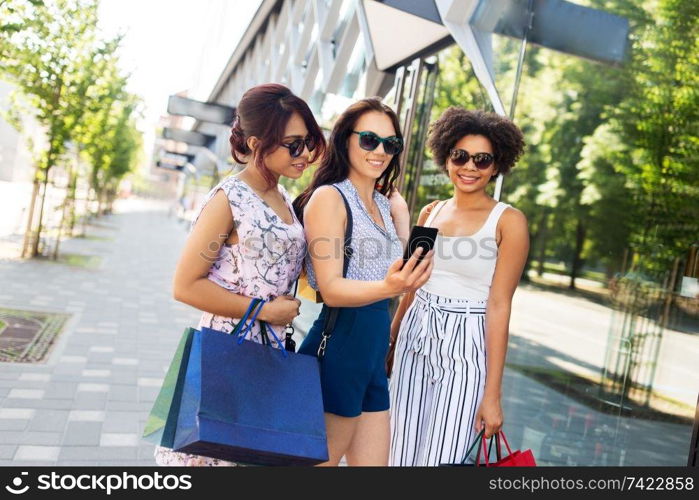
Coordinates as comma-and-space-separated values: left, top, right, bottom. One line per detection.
293, 98, 434, 466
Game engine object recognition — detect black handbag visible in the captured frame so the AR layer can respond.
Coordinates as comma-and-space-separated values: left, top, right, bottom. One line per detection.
316, 186, 353, 359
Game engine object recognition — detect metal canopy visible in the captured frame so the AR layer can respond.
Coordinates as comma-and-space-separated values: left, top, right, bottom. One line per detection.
167, 95, 236, 125
162, 128, 216, 148
368, 0, 629, 75
470, 0, 629, 65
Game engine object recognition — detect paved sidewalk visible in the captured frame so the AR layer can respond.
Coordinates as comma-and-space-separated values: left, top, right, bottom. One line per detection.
0, 199, 200, 465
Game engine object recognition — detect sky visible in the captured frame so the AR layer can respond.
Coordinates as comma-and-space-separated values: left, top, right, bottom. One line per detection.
97, 0, 261, 137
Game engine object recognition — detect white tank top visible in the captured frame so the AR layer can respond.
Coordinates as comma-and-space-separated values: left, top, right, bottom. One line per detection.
421, 200, 510, 301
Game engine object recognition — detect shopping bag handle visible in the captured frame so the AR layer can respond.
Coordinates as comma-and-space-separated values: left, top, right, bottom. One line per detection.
237, 299, 265, 341
498, 431, 514, 456
230, 298, 262, 337
460, 429, 485, 464
477, 431, 514, 466
237, 299, 288, 358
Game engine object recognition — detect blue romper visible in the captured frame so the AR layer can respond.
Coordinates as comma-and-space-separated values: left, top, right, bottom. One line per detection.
299, 179, 403, 417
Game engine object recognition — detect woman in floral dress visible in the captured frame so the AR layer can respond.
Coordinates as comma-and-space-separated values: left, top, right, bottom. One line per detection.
154, 83, 326, 466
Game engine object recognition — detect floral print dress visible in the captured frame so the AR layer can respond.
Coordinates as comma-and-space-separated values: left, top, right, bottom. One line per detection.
154, 175, 306, 466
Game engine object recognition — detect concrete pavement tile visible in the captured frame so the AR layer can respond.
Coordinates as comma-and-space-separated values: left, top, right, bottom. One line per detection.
63, 421, 102, 446
89, 346, 115, 353
112, 358, 138, 366
18, 373, 51, 382
81, 369, 111, 378
44, 382, 78, 400
77, 383, 109, 393
58, 446, 138, 461
8, 389, 45, 399
18, 431, 63, 446
105, 401, 153, 412
51, 364, 85, 375
102, 412, 140, 434
0, 445, 17, 459
0, 419, 29, 431
100, 433, 139, 447
108, 372, 138, 384
15, 445, 60, 461
27, 410, 69, 432
70, 396, 107, 410
68, 410, 105, 422
59, 355, 88, 364
3, 399, 75, 410
108, 385, 138, 402
137, 377, 163, 387
137, 387, 160, 403
0, 408, 36, 419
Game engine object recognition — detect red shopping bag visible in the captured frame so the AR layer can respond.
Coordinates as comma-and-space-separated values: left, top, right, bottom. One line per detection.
477, 431, 537, 467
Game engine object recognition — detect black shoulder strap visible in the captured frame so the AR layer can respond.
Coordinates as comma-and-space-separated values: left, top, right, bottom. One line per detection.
318, 185, 354, 358
333, 185, 354, 274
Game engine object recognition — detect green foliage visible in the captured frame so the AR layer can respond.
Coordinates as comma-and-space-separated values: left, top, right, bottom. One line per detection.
1, 0, 142, 255
430, 0, 696, 287
613, 0, 699, 275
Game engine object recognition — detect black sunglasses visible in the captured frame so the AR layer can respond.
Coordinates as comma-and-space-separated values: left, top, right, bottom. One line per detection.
449, 148, 494, 170
352, 131, 403, 156
280, 136, 317, 158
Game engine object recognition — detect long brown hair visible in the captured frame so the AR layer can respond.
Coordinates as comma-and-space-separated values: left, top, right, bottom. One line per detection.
293, 97, 403, 223
229, 83, 326, 188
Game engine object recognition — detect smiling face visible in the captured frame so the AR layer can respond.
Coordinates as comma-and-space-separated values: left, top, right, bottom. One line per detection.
254, 112, 311, 180
446, 134, 497, 193
347, 110, 398, 181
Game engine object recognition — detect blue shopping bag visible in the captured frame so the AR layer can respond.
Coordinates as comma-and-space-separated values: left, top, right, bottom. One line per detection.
173, 300, 328, 465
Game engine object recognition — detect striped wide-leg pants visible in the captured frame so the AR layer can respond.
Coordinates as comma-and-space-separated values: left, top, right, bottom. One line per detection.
389, 288, 487, 466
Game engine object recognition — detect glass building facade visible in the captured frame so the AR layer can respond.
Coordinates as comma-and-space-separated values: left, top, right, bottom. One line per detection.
190, 0, 698, 466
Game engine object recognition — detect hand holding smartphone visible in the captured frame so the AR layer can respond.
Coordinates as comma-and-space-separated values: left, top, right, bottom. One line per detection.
402, 225, 438, 267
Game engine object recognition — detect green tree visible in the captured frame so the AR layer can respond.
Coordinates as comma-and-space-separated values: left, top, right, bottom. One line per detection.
0, 0, 44, 59
614, 0, 699, 276
1, 0, 108, 257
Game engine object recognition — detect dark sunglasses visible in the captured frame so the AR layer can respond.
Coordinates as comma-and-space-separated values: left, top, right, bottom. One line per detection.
280, 136, 317, 158
448, 148, 494, 170
352, 131, 403, 156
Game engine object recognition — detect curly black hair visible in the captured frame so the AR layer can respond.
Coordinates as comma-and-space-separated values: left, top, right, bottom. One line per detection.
427, 108, 525, 179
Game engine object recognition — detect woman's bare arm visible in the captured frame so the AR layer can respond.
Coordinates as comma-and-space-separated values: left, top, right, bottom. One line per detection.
388, 187, 410, 248
482, 207, 529, 398
475, 207, 529, 437
173, 189, 299, 325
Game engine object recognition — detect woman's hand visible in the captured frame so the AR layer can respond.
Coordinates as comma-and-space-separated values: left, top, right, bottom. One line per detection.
474, 394, 503, 439
383, 247, 434, 296
258, 295, 301, 326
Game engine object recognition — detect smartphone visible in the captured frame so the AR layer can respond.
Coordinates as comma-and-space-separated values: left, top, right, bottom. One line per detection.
402, 225, 438, 266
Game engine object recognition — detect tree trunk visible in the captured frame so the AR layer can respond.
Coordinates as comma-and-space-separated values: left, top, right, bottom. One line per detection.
21, 175, 40, 258
30, 169, 51, 257
569, 218, 587, 290
537, 211, 549, 277
52, 161, 75, 260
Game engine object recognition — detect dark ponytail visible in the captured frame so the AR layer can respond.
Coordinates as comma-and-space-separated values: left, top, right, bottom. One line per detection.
229, 116, 251, 163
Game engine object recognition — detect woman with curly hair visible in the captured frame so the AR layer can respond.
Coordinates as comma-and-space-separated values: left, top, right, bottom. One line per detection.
387, 108, 529, 466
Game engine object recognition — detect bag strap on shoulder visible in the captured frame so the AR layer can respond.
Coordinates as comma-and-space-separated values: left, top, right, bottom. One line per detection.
317, 185, 354, 359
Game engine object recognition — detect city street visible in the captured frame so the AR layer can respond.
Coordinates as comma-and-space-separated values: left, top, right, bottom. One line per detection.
0, 198, 693, 465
